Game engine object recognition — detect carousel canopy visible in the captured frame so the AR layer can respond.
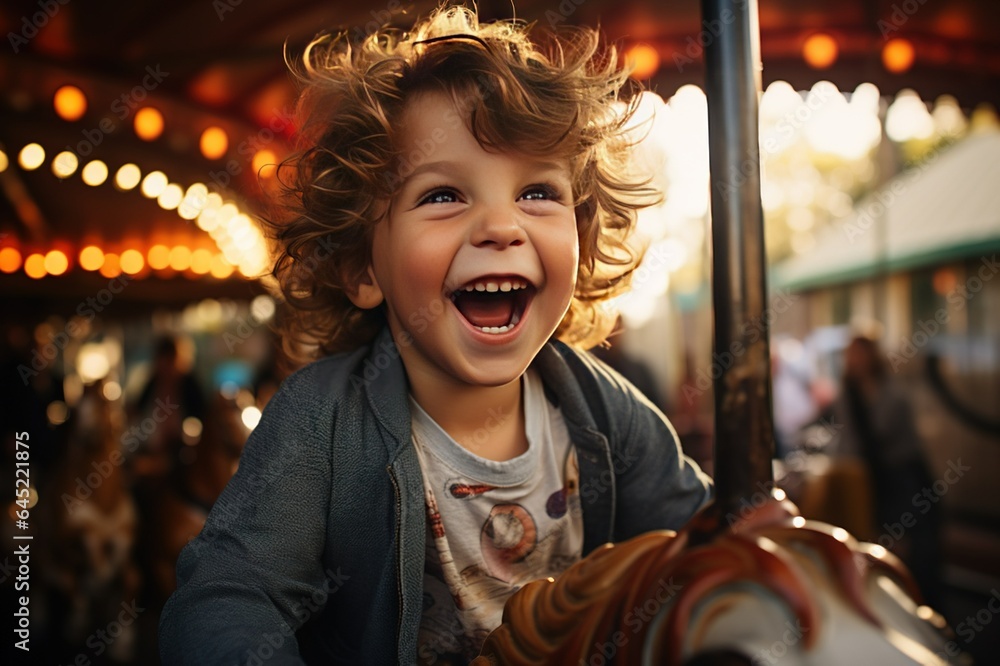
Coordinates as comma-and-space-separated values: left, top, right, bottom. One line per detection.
772, 129, 1000, 291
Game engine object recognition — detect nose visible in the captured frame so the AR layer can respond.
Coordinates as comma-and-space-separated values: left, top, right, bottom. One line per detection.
469, 205, 527, 249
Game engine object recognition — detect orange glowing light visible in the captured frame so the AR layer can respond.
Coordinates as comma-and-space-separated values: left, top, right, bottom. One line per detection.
190, 248, 213, 274
147, 244, 171, 270
54, 85, 87, 121
99, 253, 121, 278
120, 249, 145, 275
883, 38, 915, 74
625, 44, 660, 80
24, 253, 46, 279
0, 247, 22, 273
200, 127, 229, 160
252, 149, 277, 178
933, 268, 958, 295
803, 33, 838, 69
134, 107, 164, 141
169, 246, 192, 271
210, 254, 234, 279
79, 245, 104, 271
43, 250, 69, 276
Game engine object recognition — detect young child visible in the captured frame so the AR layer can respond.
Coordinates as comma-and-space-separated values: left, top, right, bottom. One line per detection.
160, 6, 712, 664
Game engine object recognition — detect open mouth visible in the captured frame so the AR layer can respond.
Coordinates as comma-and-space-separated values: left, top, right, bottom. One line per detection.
450, 277, 534, 334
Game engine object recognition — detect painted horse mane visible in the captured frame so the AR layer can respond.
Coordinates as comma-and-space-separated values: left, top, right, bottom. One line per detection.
475, 494, 962, 665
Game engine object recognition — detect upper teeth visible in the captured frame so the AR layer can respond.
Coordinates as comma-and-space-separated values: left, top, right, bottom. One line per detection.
460, 279, 529, 293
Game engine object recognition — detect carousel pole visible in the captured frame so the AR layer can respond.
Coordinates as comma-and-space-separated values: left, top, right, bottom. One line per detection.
700, 0, 775, 518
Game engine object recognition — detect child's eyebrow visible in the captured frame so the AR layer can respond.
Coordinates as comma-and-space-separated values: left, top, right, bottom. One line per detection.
401, 159, 569, 185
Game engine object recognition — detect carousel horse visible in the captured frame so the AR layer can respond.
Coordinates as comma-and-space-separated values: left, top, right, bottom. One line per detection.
41, 380, 140, 662
475, 493, 965, 665
145, 392, 245, 602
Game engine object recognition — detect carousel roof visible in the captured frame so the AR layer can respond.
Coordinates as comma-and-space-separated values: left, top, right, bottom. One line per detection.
1, 0, 999, 308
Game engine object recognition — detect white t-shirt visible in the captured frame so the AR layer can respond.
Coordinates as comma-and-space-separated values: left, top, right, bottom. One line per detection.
411, 368, 583, 664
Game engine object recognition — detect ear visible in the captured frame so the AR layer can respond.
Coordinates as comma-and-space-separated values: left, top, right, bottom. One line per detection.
346, 264, 384, 310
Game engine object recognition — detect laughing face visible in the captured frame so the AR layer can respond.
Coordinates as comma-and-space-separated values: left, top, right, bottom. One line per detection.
350, 91, 579, 394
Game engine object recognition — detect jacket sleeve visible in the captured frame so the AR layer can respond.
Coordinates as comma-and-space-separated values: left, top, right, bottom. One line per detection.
561, 347, 713, 539
159, 369, 335, 665
612, 383, 714, 539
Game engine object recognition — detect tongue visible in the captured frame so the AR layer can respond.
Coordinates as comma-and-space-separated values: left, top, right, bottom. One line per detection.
454, 292, 515, 328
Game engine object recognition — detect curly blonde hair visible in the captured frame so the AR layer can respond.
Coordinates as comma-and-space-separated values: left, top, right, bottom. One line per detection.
267, 5, 655, 364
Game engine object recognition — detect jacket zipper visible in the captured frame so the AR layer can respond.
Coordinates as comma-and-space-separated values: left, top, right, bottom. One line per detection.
388, 465, 404, 663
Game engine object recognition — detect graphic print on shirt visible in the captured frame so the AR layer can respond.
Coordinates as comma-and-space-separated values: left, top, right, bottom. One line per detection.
545, 443, 579, 519
447, 481, 498, 500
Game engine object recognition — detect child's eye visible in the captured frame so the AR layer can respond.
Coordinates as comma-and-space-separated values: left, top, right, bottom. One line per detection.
519, 184, 562, 202
418, 188, 460, 205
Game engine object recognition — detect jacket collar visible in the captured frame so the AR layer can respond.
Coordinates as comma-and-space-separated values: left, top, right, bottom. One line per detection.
359, 327, 609, 456
359, 327, 414, 462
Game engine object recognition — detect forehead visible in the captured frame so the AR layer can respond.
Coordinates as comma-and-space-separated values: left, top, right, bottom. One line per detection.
396, 90, 571, 176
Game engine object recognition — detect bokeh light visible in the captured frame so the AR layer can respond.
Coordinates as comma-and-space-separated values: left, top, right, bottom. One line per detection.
210, 254, 234, 279
99, 253, 121, 278
54, 85, 87, 121
147, 244, 171, 270
115, 163, 142, 190
120, 249, 145, 274
169, 246, 192, 271
190, 248, 213, 274
0, 247, 22, 273
200, 127, 229, 160
81, 160, 109, 186
79, 245, 105, 271
883, 38, 915, 74
157, 183, 183, 210
134, 107, 164, 141
52, 151, 79, 178
18, 144, 45, 170
252, 149, 277, 178
141, 170, 168, 198
803, 33, 838, 69
24, 253, 46, 279
44, 250, 69, 275
625, 43, 660, 80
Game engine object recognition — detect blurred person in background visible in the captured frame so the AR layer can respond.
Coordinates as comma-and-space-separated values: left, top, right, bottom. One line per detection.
131, 335, 207, 481
771, 336, 819, 458
829, 335, 944, 609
